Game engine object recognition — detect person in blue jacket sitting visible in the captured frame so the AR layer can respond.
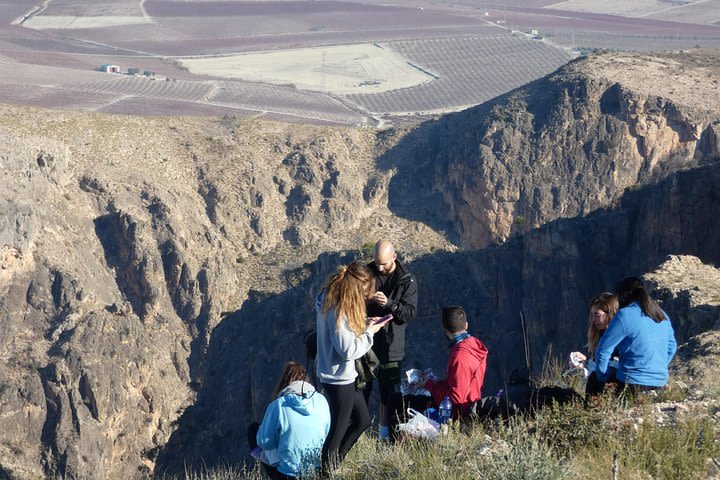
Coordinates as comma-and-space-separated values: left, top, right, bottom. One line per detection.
250, 361, 331, 479
595, 277, 677, 394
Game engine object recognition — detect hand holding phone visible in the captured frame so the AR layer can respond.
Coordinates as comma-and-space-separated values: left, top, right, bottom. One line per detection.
367, 314, 392, 335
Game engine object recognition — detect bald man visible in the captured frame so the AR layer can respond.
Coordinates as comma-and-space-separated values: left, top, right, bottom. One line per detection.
364, 240, 418, 440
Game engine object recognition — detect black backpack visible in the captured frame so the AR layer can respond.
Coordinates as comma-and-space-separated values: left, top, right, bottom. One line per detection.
466, 367, 582, 422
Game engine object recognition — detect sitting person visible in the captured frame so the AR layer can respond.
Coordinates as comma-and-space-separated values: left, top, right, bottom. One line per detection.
595, 277, 677, 394
416, 306, 488, 418
570, 292, 620, 397
249, 361, 331, 479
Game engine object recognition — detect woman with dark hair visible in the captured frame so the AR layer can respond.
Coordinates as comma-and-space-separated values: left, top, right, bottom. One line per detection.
571, 293, 620, 396
595, 277, 677, 393
315, 261, 391, 471
250, 361, 330, 479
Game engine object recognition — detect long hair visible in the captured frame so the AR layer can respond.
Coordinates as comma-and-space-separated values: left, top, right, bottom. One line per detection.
615, 277, 667, 323
586, 292, 619, 355
272, 361, 309, 398
323, 261, 374, 336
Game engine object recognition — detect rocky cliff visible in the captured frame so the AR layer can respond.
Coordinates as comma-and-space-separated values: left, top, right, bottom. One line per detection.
0, 50, 719, 478
380, 50, 720, 248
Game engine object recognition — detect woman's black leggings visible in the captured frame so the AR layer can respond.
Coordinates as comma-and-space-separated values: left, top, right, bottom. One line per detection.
321, 382, 371, 469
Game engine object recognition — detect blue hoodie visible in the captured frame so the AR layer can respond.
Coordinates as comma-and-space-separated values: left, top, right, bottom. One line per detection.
595, 302, 677, 387
256, 381, 331, 477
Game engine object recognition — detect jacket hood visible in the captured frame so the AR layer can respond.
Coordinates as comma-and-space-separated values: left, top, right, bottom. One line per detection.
455, 336, 488, 363
279, 381, 318, 416
315, 290, 325, 310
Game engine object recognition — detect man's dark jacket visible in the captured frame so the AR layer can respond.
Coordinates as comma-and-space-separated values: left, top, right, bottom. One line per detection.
366, 260, 418, 364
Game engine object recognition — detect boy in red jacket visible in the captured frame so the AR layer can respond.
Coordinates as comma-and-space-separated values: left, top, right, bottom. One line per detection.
418, 306, 488, 417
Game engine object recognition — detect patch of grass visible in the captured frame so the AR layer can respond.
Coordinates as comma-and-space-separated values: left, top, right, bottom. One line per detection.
157, 463, 265, 480
358, 241, 375, 262
175, 354, 719, 480
336, 420, 566, 480
571, 413, 719, 480
654, 383, 690, 403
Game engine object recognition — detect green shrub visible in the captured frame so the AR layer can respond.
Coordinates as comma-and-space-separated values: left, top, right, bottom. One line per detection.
625, 416, 719, 479
477, 434, 568, 480
358, 241, 375, 262
532, 395, 614, 458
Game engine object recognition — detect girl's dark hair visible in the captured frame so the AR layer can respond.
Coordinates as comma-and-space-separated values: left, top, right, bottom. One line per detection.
615, 277, 667, 323
272, 361, 309, 398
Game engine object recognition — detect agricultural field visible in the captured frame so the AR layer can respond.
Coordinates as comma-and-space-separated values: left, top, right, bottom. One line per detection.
648, 0, 720, 25
1, 0, 719, 124
34, 0, 143, 17
181, 44, 434, 95
20, 0, 149, 30
0, 57, 366, 124
347, 35, 572, 114
546, 0, 720, 25
545, 0, 699, 18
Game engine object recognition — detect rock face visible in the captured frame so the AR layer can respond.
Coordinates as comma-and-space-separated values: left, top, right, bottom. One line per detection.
646, 255, 720, 399
0, 51, 719, 478
380, 52, 720, 249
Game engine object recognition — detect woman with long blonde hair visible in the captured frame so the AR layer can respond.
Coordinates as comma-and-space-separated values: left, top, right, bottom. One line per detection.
586, 293, 619, 356
315, 261, 390, 471
570, 293, 620, 396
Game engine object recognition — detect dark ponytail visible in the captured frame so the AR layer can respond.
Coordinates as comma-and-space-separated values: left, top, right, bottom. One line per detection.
615, 277, 667, 323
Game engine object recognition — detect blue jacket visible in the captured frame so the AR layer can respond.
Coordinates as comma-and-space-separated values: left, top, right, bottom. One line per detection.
595, 302, 677, 387
256, 381, 331, 477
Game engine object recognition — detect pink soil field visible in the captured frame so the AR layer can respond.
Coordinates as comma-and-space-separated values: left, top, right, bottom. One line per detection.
95, 25, 500, 57
1, 0, 719, 124
0, 58, 365, 124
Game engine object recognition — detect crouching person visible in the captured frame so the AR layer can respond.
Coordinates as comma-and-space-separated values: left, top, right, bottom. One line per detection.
250, 361, 330, 479
416, 306, 488, 419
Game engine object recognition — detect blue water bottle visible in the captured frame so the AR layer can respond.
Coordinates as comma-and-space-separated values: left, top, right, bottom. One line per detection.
439, 396, 452, 424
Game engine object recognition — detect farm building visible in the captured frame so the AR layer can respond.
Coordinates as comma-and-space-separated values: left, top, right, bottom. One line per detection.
100, 64, 120, 73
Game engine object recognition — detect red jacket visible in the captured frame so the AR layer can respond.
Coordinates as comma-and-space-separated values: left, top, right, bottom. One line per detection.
425, 335, 488, 416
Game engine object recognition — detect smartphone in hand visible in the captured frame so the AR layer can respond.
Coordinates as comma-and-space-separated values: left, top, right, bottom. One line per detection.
374, 313, 393, 324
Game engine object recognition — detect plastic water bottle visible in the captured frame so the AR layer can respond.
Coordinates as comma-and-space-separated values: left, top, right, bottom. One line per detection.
439, 396, 452, 424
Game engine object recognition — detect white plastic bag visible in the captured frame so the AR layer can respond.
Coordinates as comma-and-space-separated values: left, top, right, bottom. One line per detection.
396, 408, 440, 440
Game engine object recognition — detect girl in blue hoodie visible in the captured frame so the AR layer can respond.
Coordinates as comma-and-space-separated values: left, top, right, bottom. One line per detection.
595, 277, 677, 393
253, 362, 331, 479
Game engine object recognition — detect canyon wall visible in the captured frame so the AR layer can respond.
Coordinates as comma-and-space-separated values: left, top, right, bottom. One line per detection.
0, 51, 718, 478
